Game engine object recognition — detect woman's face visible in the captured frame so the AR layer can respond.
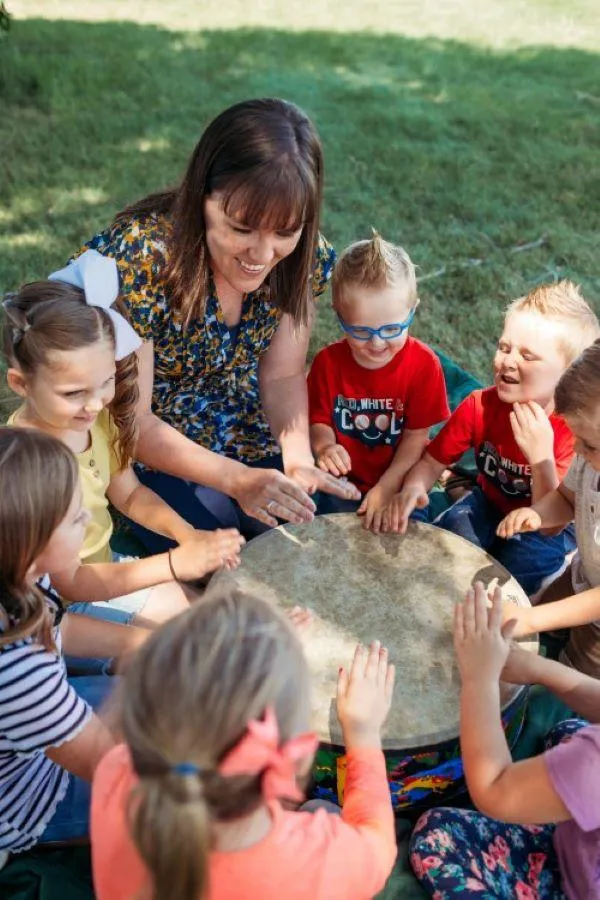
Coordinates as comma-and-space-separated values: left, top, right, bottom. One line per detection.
204, 193, 303, 297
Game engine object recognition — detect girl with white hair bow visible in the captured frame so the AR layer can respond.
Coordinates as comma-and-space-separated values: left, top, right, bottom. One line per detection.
2, 249, 245, 633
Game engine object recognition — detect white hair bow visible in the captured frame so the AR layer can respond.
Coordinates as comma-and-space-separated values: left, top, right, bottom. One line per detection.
48, 250, 142, 361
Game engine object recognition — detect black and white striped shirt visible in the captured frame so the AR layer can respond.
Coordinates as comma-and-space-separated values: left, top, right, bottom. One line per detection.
0, 579, 91, 851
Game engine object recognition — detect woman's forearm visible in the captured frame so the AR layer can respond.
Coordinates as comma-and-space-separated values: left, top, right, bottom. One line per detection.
261, 372, 314, 469
135, 412, 247, 491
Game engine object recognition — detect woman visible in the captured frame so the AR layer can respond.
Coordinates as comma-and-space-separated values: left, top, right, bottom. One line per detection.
76, 98, 359, 548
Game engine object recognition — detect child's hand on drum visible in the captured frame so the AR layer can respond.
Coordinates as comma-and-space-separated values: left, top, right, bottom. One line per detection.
286, 605, 314, 633
336, 641, 395, 750
357, 483, 394, 533
172, 529, 246, 580
316, 443, 352, 478
385, 486, 429, 534
454, 583, 517, 685
496, 507, 542, 539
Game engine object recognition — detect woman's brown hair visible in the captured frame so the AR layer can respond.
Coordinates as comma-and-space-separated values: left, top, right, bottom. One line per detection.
123, 586, 311, 900
2, 281, 138, 467
116, 97, 324, 326
0, 427, 79, 651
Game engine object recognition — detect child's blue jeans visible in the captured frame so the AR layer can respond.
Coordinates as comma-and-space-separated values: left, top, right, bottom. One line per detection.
434, 487, 576, 595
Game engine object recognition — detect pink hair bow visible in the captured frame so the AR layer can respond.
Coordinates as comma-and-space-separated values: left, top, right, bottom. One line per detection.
219, 707, 318, 802
49, 250, 142, 361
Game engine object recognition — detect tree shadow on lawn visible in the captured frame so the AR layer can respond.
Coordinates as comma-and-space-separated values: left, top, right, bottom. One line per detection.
1, 19, 599, 391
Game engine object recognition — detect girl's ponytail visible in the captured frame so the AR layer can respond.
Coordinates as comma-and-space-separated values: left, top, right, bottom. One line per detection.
130, 772, 210, 900
121, 588, 313, 900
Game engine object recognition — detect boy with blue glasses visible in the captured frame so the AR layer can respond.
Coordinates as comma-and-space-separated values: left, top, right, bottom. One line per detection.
308, 233, 449, 531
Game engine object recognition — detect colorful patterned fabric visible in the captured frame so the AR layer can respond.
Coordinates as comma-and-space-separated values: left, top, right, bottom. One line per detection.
78, 216, 335, 463
409, 718, 586, 899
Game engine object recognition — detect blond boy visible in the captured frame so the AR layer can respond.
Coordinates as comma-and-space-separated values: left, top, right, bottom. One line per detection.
498, 339, 600, 676
394, 281, 599, 595
308, 233, 449, 532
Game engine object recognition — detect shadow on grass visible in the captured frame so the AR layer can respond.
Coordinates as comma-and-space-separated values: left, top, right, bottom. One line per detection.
1, 19, 599, 395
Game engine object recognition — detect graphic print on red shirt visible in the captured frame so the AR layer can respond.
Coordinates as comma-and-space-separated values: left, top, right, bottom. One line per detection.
427, 387, 575, 514
308, 338, 449, 493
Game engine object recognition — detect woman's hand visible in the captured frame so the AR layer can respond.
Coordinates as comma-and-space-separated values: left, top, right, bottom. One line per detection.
454, 583, 517, 685
231, 466, 317, 528
286, 462, 361, 502
336, 641, 395, 750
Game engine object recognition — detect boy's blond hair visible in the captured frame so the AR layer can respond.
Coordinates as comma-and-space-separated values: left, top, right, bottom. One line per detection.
507, 280, 599, 366
332, 232, 418, 310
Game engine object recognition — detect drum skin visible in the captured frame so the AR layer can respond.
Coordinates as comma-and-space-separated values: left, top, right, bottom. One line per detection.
210, 514, 538, 812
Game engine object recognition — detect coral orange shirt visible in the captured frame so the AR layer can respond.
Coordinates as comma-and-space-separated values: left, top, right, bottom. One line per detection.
91, 744, 397, 900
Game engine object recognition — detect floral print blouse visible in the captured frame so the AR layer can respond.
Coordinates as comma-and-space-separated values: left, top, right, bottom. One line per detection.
79, 214, 335, 463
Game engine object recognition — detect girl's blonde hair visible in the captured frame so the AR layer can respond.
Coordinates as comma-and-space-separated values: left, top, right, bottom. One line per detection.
332, 231, 418, 310
123, 587, 311, 900
2, 281, 138, 467
0, 427, 79, 651
507, 280, 600, 366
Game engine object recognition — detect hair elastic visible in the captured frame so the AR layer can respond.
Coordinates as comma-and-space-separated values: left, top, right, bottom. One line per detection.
172, 762, 201, 777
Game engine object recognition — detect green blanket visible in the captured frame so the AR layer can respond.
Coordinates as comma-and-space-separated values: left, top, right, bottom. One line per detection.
0, 353, 570, 899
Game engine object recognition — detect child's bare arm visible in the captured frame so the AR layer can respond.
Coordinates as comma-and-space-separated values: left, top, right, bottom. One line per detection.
358, 428, 429, 532
386, 453, 446, 534
508, 584, 600, 638
46, 713, 115, 782
502, 644, 600, 723
50, 531, 245, 603
456, 585, 570, 825
60, 612, 149, 673
497, 483, 575, 539
107, 466, 202, 544
310, 423, 352, 477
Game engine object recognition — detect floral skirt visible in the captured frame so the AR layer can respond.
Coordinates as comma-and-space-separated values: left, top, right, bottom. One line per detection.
409, 719, 585, 899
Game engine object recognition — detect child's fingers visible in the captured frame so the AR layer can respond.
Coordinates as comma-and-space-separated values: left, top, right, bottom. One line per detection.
385, 663, 395, 702
454, 600, 465, 644
336, 665, 349, 701
376, 645, 389, 683
473, 582, 489, 631
488, 589, 504, 631
365, 640, 381, 679
357, 497, 367, 515
348, 643, 366, 681
462, 587, 476, 633
371, 509, 383, 534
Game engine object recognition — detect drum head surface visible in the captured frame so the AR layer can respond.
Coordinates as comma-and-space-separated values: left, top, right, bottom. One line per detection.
210, 515, 538, 749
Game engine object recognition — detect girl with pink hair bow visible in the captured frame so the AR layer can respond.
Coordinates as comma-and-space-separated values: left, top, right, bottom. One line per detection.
91, 587, 397, 900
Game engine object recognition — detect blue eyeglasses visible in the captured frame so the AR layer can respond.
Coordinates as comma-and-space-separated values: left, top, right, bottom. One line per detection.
336, 307, 416, 342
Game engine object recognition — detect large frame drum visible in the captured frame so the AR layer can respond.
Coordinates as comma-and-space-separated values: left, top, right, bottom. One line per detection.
211, 515, 538, 812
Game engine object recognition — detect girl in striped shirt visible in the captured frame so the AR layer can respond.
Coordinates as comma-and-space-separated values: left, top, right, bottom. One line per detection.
0, 428, 146, 857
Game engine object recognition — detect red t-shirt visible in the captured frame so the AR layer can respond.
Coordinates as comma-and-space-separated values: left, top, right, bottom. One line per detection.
427, 387, 575, 514
308, 338, 449, 493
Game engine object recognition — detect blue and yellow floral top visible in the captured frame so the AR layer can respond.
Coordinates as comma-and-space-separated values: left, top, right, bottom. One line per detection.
80, 215, 335, 462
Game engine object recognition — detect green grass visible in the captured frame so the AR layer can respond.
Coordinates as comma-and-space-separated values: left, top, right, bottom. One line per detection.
1, 5, 599, 420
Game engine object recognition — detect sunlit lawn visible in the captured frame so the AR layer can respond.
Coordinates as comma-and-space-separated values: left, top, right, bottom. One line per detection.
1, 0, 599, 422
